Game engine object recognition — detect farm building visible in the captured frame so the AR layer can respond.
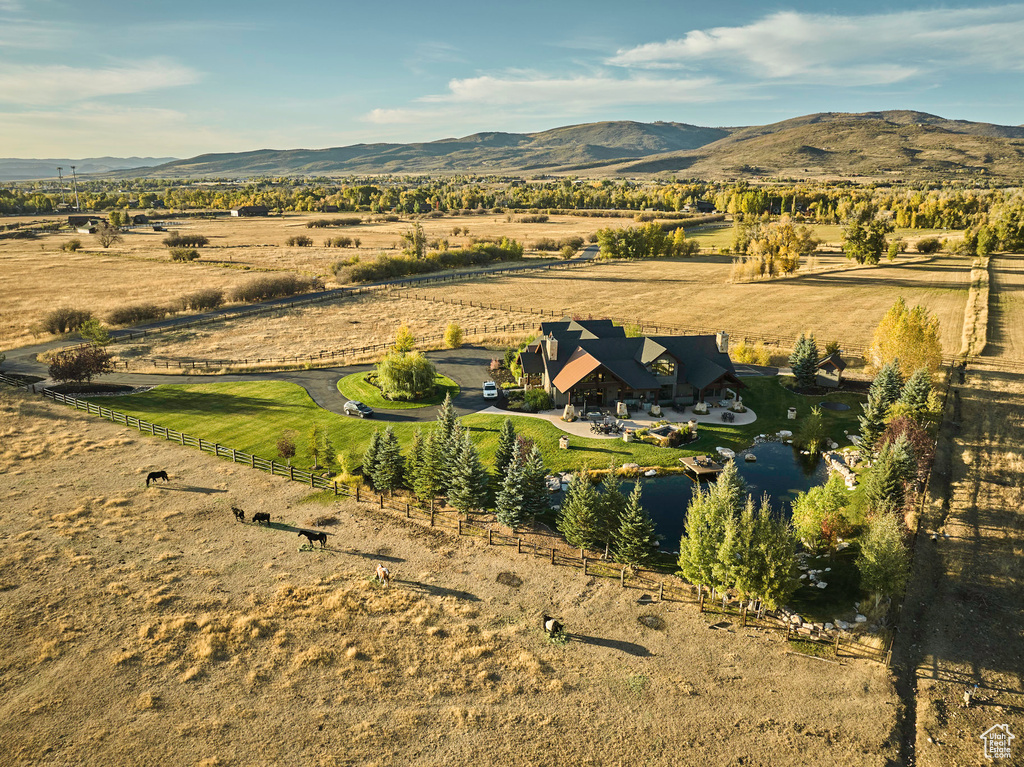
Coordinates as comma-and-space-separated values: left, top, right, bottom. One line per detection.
230, 205, 269, 217
816, 351, 847, 388
518, 319, 743, 409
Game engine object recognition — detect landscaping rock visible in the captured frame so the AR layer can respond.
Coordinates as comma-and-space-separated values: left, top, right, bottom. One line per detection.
855, 614, 867, 623
817, 581, 828, 589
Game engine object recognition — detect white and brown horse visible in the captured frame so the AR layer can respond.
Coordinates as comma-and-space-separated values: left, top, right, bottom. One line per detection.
374, 563, 391, 588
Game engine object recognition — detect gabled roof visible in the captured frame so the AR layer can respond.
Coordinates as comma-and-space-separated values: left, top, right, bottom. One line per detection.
817, 351, 847, 372
518, 348, 544, 375
551, 349, 602, 392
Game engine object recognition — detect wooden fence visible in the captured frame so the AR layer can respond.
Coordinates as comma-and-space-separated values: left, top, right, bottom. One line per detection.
3, 380, 893, 664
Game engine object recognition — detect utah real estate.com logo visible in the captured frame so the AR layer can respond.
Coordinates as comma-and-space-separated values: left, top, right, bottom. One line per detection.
980, 724, 1014, 760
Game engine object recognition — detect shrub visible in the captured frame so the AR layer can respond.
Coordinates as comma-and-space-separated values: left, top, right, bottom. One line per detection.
522, 389, 553, 412
179, 289, 225, 311
286, 235, 313, 247
229, 274, 319, 303
169, 247, 200, 261
341, 238, 524, 283
915, 237, 942, 254
519, 215, 549, 223
62, 238, 82, 252
163, 232, 209, 248
106, 303, 170, 326
306, 217, 361, 228
376, 352, 436, 400
533, 237, 559, 251
444, 322, 464, 349
732, 342, 772, 366
325, 236, 352, 248
78, 318, 111, 346
47, 345, 114, 384
40, 307, 92, 334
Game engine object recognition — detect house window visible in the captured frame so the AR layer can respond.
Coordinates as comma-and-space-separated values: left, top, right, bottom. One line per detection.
650, 358, 676, 377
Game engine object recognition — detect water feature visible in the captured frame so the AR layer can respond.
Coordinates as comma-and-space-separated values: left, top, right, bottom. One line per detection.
818, 401, 851, 411
625, 441, 827, 551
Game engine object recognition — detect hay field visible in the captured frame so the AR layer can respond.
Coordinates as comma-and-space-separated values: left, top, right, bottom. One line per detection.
115, 294, 539, 366
987, 252, 1024, 359
0, 388, 899, 766
415, 255, 971, 354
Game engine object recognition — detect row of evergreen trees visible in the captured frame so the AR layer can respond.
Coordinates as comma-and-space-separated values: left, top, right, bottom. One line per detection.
359, 394, 663, 567
677, 461, 796, 610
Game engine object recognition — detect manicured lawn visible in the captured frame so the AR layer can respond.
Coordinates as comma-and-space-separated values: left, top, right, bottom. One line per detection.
84, 376, 864, 474
336, 371, 460, 410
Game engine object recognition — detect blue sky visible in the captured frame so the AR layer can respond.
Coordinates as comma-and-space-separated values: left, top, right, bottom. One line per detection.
2, 0, 1024, 158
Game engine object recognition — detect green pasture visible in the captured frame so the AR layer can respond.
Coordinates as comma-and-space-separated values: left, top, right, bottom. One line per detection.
84, 376, 863, 473
336, 371, 460, 410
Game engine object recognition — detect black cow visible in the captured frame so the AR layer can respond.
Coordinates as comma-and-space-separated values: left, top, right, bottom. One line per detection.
231, 506, 245, 522
146, 470, 169, 487
298, 530, 327, 549
253, 512, 271, 525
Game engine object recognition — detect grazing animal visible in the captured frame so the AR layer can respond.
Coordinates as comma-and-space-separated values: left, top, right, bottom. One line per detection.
253, 512, 271, 525
298, 529, 327, 549
146, 470, 169, 487
542, 614, 564, 638
375, 563, 390, 588
231, 506, 245, 522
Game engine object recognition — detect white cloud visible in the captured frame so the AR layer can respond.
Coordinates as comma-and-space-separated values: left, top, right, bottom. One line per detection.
0, 59, 201, 105
364, 72, 735, 124
608, 6, 1024, 85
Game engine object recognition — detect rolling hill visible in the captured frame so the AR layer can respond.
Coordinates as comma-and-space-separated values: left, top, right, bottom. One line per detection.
0, 156, 177, 182
125, 111, 1024, 180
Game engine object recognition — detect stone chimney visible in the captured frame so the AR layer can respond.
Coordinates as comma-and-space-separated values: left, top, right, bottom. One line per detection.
716, 331, 729, 354
545, 335, 559, 359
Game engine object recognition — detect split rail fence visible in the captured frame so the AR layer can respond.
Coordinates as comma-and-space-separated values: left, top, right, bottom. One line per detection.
2, 381, 894, 664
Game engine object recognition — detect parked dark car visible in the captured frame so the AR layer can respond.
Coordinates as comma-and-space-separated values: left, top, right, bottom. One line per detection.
344, 400, 374, 418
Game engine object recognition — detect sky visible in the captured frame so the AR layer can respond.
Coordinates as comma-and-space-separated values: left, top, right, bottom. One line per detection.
2, 0, 1024, 158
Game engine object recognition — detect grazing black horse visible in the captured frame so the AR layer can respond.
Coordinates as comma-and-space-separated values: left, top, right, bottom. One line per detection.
231, 506, 245, 522
298, 530, 327, 549
253, 512, 271, 525
542, 614, 564, 638
146, 470, 169, 487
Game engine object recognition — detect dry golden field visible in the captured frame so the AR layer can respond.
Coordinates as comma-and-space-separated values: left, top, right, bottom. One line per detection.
0, 388, 900, 766
415, 255, 972, 354
987, 252, 1024, 359
114, 294, 539, 366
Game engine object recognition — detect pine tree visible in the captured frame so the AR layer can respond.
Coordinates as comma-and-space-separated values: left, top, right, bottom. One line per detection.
678, 467, 741, 591
857, 513, 910, 609
789, 333, 820, 389
440, 422, 464, 495
491, 418, 517, 494
406, 428, 425, 492
612, 482, 658, 568
557, 471, 601, 551
595, 465, 627, 557
898, 367, 932, 419
751, 504, 796, 611
495, 455, 527, 529
716, 496, 758, 596
520, 445, 550, 522
864, 439, 910, 514
372, 426, 404, 496
858, 387, 889, 453
413, 430, 444, 507
448, 431, 490, 517
362, 429, 383, 487
435, 393, 457, 445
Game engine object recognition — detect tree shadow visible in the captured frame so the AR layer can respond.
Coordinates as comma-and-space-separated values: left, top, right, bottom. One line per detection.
341, 549, 406, 563
394, 579, 480, 601
566, 633, 652, 657
152, 485, 228, 495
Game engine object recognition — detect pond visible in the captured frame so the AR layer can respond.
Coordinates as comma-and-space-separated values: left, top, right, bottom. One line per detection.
624, 441, 827, 552
818, 401, 851, 411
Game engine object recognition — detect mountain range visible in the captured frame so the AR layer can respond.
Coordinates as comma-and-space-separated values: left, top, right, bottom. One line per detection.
11, 111, 1024, 181
0, 157, 178, 182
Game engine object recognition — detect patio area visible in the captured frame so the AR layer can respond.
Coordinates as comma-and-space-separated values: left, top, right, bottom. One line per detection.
476, 402, 758, 440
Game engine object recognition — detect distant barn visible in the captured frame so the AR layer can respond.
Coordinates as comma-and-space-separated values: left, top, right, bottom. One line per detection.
230, 205, 269, 217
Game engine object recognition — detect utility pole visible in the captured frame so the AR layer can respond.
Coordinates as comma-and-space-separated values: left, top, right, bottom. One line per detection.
70, 165, 80, 211
56, 167, 67, 206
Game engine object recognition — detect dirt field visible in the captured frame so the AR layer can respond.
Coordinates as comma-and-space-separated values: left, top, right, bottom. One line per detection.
414, 255, 971, 354
0, 388, 899, 766
114, 294, 539, 367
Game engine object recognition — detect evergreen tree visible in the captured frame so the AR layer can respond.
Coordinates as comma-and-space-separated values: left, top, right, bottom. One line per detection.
491, 418, 517, 494
595, 465, 627, 557
873, 360, 904, 409
898, 367, 932, 420
791, 473, 850, 550
448, 431, 489, 517
435, 393, 457, 444
857, 514, 910, 609
372, 426, 404, 496
716, 460, 747, 512
751, 505, 797, 611
557, 471, 602, 551
495, 455, 527, 529
362, 429, 383, 486
406, 428, 425, 492
413, 430, 444, 507
716, 496, 758, 594
520, 445, 550, 522
440, 422, 464, 494
612, 482, 658, 567
864, 438, 914, 515
678, 474, 737, 591
789, 333, 820, 389
858, 387, 889, 454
